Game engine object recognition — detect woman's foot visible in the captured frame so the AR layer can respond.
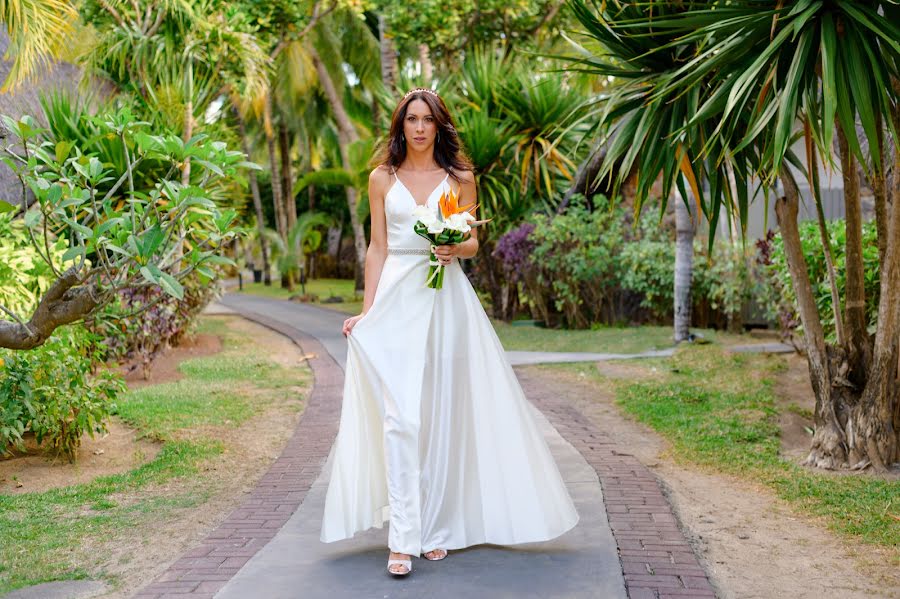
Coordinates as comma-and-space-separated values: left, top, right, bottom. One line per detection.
387, 552, 412, 576
423, 549, 448, 561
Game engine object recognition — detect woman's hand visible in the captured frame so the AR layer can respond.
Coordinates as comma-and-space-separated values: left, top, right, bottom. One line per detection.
342, 312, 367, 337
433, 244, 461, 266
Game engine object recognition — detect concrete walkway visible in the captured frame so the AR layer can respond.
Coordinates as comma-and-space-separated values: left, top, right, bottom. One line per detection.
136, 293, 718, 599
214, 294, 626, 599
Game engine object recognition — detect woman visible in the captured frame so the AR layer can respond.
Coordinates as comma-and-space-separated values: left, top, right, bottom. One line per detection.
319, 88, 578, 577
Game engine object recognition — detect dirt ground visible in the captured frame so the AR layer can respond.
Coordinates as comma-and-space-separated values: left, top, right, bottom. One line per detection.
0, 333, 225, 495
522, 355, 900, 599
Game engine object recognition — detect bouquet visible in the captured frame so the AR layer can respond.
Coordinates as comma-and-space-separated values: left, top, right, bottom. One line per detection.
412, 188, 488, 290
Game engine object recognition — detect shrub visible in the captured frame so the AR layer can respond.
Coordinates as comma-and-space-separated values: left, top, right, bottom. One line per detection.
761, 219, 880, 342
86, 273, 220, 378
0, 326, 123, 461
619, 208, 675, 320
0, 213, 65, 316
525, 196, 627, 328
492, 199, 762, 330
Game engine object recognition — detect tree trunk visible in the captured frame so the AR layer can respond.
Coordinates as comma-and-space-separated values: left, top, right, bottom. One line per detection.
264, 93, 292, 289
850, 126, 900, 470
419, 43, 433, 83
871, 112, 889, 271
807, 129, 846, 348
279, 122, 297, 233
777, 167, 848, 469
673, 186, 694, 343
310, 46, 367, 292
278, 122, 297, 290
379, 15, 398, 94
0, 269, 101, 350
233, 102, 271, 285
265, 94, 286, 243
837, 122, 870, 384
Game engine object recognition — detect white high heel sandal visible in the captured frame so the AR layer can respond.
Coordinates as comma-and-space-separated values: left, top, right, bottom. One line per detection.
387, 557, 412, 576
423, 549, 448, 561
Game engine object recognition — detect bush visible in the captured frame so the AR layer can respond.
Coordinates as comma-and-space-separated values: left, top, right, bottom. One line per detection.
524, 196, 628, 328
86, 273, 221, 378
0, 213, 65, 316
492, 199, 761, 330
0, 326, 123, 461
760, 219, 880, 342
619, 208, 675, 320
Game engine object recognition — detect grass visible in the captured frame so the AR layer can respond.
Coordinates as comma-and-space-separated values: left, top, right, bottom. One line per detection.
237, 279, 362, 314
560, 346, 900, 551
0, 316, 311, 594
492, 321, 748, 354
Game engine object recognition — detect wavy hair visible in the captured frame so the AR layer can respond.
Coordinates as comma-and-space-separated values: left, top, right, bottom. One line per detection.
375, 89, 472, 182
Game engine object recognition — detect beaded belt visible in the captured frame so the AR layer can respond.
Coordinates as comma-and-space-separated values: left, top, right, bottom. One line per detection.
388, 247, 431, 256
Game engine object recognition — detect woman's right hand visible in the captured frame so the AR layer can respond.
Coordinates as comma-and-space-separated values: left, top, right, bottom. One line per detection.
342, 313, 367, 337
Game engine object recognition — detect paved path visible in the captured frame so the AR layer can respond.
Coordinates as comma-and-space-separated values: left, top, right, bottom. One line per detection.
135, 294, 717, 599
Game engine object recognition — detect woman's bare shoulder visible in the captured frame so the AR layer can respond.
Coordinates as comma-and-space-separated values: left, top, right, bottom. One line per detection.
370, 165, 393, 183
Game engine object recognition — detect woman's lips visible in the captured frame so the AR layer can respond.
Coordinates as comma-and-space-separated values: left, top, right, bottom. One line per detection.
413, 136, 427, 142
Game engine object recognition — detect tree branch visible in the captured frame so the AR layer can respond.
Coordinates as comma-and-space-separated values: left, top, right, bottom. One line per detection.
0, 268, 102, 350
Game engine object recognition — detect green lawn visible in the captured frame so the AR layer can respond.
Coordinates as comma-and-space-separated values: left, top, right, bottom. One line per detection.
491, 322, 750, 354
0, 316, 310, 594
236, 279, 362, 315
545, 347, 900, 553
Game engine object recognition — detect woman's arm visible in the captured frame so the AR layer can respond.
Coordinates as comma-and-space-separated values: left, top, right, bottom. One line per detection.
361, 167, 390, 313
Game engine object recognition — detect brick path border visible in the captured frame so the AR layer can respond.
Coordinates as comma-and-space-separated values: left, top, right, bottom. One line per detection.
519, 369, 717, 599
135, 303, 717, 599
134, 310, 342, 599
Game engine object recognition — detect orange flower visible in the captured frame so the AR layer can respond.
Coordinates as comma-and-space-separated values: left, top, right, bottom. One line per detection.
438, 187, 477, 219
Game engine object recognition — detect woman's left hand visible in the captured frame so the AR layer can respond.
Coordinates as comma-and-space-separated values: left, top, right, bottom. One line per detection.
433, 244, 459, 266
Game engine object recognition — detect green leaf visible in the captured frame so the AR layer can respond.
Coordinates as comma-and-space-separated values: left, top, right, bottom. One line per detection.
157, 272, 184, 300
61, 246, 85, 263
139, 224, 165, 259
139, 266, 158, 285
54, 140, 73, 163
0, 199, 16, 213
820, 13, 838, 157
62, 217, 93, 240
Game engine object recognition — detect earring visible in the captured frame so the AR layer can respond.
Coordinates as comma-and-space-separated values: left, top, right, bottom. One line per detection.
437, 131, 441, 142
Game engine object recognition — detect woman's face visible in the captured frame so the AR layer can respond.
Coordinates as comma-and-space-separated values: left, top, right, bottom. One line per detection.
402, 99, 437, 150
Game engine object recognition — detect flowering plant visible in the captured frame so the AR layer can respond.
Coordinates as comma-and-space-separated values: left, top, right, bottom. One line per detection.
412, 188, 487, 289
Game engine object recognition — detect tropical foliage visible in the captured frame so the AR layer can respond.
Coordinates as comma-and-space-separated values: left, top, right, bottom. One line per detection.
0, 109, 246, 350
0, 325, 123, 461
565, 0, 900, 470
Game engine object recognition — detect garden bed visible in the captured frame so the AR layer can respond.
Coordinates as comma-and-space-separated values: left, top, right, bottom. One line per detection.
0, 315, 312, 597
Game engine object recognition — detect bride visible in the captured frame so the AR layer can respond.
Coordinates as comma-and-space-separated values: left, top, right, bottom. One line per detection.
319, 87, 578, 577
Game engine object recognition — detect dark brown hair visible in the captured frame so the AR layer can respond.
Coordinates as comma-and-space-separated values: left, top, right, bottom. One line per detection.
375, 90, 472, 182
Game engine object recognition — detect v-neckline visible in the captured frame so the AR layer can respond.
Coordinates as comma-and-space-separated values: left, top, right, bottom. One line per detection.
394, 171, 449, 207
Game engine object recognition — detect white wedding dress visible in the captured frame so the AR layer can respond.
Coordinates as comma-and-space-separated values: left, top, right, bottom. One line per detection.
320, 171, 578, 556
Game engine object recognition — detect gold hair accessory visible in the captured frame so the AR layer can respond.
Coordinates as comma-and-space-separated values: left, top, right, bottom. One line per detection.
403, 87, 440, 100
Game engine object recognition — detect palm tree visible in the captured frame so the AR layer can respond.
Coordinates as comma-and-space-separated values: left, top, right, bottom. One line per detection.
564, 1, 741, 343
568, 1, 900, 470
307, 10, 383, 292
0, 0, 76, 91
